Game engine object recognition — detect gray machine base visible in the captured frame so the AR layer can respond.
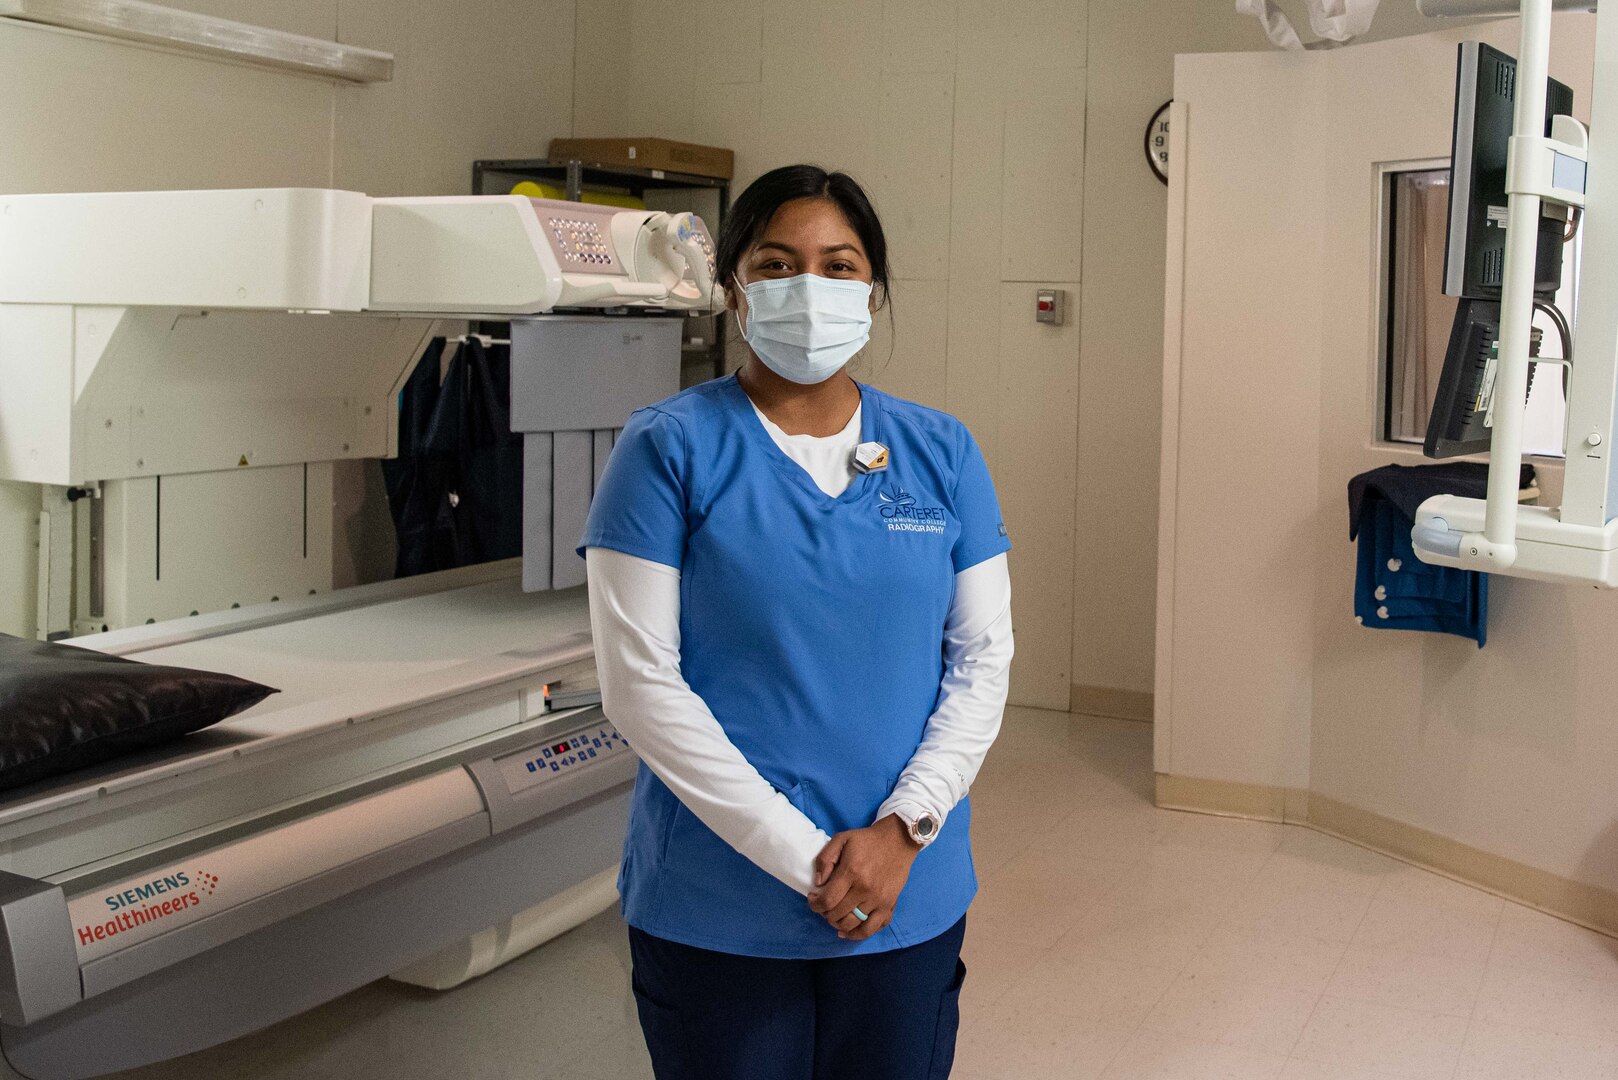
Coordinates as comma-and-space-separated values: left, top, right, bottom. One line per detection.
0, 785, 630, 1080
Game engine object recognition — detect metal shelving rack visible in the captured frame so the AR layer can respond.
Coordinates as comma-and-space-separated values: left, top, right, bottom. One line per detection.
472, 158, 732, 384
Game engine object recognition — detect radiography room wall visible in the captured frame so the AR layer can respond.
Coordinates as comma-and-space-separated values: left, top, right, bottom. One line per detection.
0, 0, 577, 635
1159, 15, 1618, 932
576, 0, 1094, 710
573, 0, 1473, 713
1073, 1, 1481, 716
0, 0, 1482, 683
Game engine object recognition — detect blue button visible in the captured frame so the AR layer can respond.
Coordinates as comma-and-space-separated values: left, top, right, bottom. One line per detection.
543, 748, 552, 759
587, 749, 597, 759
526, 762, 537, 773
550, 762, 559, 772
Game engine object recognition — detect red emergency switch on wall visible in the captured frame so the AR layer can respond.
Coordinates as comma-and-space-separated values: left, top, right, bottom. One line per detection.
1036, 288, 1065, 325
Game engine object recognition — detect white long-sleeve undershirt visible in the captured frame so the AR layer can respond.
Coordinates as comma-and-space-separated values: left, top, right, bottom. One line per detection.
583, 404, 1014, 897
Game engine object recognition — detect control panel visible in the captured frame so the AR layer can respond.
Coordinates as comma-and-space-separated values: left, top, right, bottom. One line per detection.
545, 215, 617, 271
527, 198, 626, 275
496, 721, 632, 796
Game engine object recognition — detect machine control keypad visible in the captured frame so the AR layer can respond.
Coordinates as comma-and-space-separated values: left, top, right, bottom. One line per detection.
498, 722, 631, 795
547, 217, 616, 268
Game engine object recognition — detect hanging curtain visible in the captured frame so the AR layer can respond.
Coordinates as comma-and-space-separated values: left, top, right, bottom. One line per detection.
1389, 171, 1459, 443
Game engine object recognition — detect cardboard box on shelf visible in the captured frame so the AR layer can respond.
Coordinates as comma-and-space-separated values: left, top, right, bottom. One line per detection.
547, 138, 734, 180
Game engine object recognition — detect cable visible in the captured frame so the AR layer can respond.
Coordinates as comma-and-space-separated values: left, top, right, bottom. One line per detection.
1565, 207, 1583, 243
1534, 300, 1573, 398
1534, 301, 1572, 364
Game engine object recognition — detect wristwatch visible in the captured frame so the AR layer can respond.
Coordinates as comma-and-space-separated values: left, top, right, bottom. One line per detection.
897, 809, 940, 848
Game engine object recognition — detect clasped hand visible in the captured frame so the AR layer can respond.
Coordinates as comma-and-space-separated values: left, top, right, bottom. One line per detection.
806, 814, 920, 942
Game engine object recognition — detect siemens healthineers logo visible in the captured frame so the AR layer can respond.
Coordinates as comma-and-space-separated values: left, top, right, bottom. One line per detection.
878, 486, 946, 535
78, 869, 221, 947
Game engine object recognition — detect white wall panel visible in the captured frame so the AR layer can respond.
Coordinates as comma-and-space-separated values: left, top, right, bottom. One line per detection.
698, 0, 764, 84
863, 278, 948, 412
573, 0, 634, 136
954, 0, 1006, 72
755, 2, 882, 181
333, 0, 576, 197
694, 81, 763, 188
627, 0, 698, 142
1004, 0, 1089, 71
177, 0, 336, 38
884, 0, 956, 73
946, 277, 1003, 470
1001, 64, 1085, 282
761, 0, 884, 85
945, 66, 1007, 470
756, 76, 881, 184
1071, 2, 1269, 700
997, 281, 1080, 709
872, 73, 954, 281
1163, 52, 1324, 785
0, 22, 332, 194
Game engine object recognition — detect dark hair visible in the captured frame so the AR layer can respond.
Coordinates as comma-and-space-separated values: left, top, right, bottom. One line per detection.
716, 165, 891, 309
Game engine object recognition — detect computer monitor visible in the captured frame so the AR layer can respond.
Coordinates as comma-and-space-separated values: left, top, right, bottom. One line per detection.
1442, 41, 1574, 300
1424, 42, 1570, 459
1424, 299, 1544, 459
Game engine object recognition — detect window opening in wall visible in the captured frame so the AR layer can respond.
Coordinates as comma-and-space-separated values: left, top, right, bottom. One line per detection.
1382, 167, 1572, 458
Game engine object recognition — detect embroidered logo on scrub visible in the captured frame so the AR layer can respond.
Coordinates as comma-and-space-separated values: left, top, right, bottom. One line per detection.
878, 485, 946, 535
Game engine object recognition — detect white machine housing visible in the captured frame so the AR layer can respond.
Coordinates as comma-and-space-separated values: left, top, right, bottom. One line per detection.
0, 188, 717, 486
0, 189, 717, 633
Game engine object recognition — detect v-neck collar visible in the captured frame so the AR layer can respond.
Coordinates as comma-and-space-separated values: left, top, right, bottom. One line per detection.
727, 374, 880, 506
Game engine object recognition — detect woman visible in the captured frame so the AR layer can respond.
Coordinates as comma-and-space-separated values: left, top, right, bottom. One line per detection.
581, 164, 1014, 1080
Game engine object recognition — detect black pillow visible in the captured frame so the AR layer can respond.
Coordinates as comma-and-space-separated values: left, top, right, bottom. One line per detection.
0, 634, 278, 793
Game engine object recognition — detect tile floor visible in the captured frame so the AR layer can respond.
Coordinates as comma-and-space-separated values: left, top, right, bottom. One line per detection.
113, 707, 1618, 1080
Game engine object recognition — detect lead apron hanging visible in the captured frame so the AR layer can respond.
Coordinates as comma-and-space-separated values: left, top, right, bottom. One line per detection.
384, 338, 524, 577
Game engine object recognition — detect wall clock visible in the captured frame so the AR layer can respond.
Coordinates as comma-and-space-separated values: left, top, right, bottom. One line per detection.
1145, 101, 1172, 185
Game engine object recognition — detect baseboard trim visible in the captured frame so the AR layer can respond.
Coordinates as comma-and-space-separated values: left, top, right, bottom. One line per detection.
1156, 773, 1618, 940
1072, 684, 1154, 723
1154, 773, 1305, 823
1307, 793, 1618, 941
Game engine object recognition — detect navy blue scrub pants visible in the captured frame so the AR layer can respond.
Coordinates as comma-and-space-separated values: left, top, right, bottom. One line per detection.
628, 916, 968, 1080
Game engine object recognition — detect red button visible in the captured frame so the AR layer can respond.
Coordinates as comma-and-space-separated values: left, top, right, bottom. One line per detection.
1038, 300, 1053, 311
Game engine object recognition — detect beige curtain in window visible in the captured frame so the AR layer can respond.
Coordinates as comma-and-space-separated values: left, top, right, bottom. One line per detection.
1390, 172, 1459, 441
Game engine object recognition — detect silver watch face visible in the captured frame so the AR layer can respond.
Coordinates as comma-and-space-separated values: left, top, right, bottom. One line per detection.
913, 815, 938, 840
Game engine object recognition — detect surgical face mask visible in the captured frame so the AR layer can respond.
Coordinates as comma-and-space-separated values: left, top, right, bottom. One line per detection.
736, 273, 874, 385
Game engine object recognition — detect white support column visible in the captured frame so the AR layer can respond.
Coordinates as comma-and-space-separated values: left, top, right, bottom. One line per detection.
1474, 0, 1553, 566
1560, 3, 1618, 526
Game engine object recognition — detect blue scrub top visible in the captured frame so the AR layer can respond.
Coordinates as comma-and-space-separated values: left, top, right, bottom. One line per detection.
580, 374, 1011, 958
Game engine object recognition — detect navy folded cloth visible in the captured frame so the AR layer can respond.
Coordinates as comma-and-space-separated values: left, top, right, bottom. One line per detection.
1346, 464, 1516, 649
1346, 462, 1535, 539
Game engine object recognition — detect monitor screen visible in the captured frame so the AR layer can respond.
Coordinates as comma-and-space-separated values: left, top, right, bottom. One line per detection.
1442, 41, 1575, 301
1424, 298, 1543, 459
